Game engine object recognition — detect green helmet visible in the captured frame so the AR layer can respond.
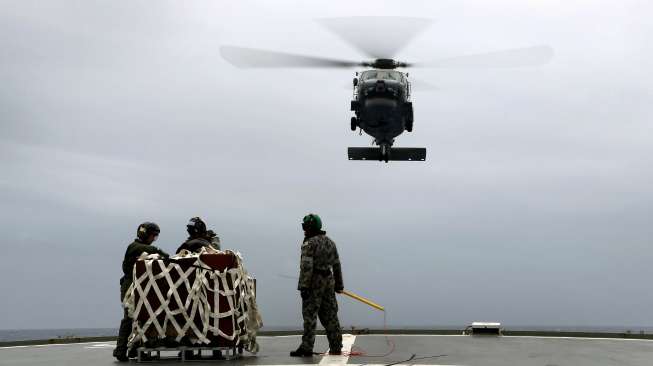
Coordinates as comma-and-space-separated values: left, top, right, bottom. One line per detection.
302, 213, 322, 231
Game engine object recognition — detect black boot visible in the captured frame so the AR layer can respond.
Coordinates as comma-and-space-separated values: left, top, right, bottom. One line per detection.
180, 350, 194, 360
290, 346, 314, 357
113, 348, 128, 362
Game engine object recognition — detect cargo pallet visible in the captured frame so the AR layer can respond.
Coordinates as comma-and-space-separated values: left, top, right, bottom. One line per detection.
136, 344, 244, 362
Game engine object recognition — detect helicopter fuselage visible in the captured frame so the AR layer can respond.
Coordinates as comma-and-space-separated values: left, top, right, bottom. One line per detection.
350, 69, 413, 148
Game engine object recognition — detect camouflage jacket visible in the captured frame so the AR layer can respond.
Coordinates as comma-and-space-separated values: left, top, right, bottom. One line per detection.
298, 233, 344, 291
176, 237, 212, 254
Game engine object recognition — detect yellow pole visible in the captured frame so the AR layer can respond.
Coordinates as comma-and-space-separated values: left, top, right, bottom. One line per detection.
341, 290, 385, 312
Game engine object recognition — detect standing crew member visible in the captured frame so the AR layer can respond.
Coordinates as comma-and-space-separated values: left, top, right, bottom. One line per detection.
176, 217, 213, 253
290, 213, 344, 357
113, 222, 169, 362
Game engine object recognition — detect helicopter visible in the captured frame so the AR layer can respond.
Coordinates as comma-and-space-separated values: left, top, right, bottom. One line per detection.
220, 17, 553, 162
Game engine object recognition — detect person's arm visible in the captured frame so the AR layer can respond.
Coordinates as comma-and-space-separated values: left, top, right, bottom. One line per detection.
297, 240, 314, 290
151, 245, 169, 258
131, 242, 169, 258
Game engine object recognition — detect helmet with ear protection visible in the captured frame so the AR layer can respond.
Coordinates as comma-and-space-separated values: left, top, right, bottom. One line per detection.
137, 222, 160, 241
186, 217, 207, 237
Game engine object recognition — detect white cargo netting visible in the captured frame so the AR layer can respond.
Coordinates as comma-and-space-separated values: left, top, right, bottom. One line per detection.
123, 249, 261, 353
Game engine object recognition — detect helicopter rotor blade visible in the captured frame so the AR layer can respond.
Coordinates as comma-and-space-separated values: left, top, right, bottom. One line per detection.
408, 78, 439, 91
411, 45, 554, 68
317, 17, 433, 59
220, 46, 363, 68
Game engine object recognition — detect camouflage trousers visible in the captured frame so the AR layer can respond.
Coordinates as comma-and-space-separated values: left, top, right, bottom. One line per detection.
300, 282, 342, 351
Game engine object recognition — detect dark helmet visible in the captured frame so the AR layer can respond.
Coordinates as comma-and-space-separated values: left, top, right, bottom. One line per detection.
187, 217, 207, 237
302, 213, 322, 231
137, 222, 160, 241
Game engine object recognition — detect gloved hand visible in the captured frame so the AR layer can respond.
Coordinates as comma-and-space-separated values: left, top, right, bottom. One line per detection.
335, 288, 344, 294
300, 288, 311, 300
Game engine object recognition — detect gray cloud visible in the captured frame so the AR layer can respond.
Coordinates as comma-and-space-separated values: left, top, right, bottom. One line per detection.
1, 0, 652, 330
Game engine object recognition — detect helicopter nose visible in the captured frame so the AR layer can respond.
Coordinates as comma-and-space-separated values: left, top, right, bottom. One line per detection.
365, 97, 398, 110
364, 98, 399, 126
375, 80, 386, 93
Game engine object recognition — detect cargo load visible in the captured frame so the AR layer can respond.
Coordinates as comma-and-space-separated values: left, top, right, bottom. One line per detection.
123, 249, 261, 353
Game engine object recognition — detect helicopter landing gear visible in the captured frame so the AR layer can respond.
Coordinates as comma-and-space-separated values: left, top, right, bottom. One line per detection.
379, 142, 391, 163
350, 117, 358, 131
405, 120, 413, 132
348, 144, 426, 162
404, 103, 414, 132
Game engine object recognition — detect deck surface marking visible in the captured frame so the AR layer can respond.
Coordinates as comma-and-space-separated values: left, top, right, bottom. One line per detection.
318, 334, 355, 366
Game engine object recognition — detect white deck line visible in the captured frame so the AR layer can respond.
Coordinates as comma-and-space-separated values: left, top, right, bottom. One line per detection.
84, 343, 115, 349
318, 333, 355, 366
250, 334, 358, 366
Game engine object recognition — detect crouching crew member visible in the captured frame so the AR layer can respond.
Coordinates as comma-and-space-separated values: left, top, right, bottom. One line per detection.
291, 213, 344, 357
113, 222, 169, 362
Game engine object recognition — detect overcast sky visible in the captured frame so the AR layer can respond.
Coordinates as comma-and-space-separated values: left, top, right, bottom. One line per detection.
1, 0, 652, 330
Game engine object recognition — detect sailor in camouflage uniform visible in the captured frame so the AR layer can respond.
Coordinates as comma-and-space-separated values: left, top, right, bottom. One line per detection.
290, 214, 344, 357
113, 222, 169, 362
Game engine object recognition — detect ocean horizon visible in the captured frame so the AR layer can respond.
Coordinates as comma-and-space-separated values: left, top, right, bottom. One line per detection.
1, 325, 652, 342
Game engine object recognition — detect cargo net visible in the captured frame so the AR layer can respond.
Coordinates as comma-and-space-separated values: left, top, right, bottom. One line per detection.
123, 248, 262, 353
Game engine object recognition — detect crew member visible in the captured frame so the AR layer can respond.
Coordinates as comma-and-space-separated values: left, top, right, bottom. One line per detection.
176, 217, 213, 253
290, 213, 344, 357
113, 222, 169, 362
176, 217, 222, 360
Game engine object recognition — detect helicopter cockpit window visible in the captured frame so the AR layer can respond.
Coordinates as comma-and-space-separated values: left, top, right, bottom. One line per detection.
363, 71, 378, 80
362, 71, 404, 82
381, 71, 397, 80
